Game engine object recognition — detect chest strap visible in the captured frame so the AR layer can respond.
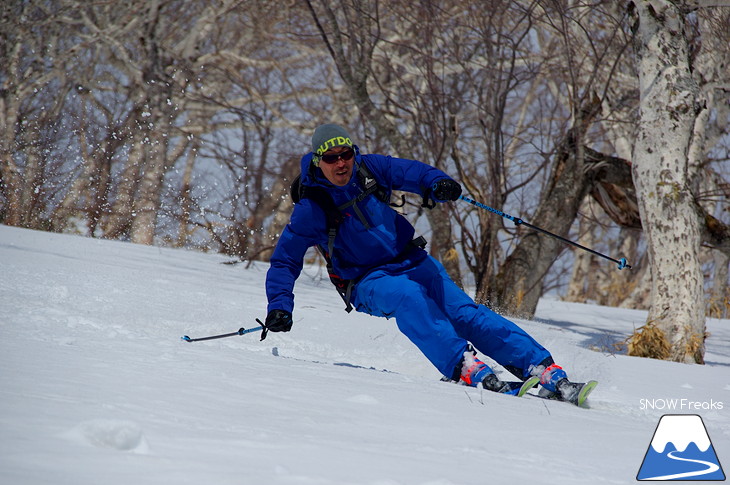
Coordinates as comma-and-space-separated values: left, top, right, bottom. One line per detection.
335, 167, 383, 229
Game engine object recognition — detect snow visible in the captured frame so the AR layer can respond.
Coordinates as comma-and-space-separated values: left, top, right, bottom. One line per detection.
1, 223, 729, 485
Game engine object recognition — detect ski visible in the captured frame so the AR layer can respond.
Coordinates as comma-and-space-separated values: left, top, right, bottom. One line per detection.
502, 375, 541, 397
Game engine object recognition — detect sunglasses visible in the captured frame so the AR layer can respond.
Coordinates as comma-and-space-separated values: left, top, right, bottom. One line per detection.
319, 147, 355, 164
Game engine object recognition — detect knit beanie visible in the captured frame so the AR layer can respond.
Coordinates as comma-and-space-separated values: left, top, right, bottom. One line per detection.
311, 124, 353, 160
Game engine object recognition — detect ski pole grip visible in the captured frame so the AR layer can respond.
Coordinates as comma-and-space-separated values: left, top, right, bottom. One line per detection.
256, 318, 269, 341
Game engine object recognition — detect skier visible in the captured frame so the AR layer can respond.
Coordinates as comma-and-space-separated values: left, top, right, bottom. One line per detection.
263, 123, 594, 404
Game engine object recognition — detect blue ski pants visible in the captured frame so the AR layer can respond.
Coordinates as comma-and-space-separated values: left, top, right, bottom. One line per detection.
352, 255, 551, 380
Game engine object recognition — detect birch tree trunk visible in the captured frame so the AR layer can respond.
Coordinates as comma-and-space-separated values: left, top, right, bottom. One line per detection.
629, 0, 706, 363
709, 251, 729, 319
128, 0, 171, 246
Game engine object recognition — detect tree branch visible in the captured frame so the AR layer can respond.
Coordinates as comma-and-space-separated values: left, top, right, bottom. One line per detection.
584, 147, 730, 256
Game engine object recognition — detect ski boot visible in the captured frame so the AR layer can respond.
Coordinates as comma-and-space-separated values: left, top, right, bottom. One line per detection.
460, 352, 538, 397
537, 363, 597, 406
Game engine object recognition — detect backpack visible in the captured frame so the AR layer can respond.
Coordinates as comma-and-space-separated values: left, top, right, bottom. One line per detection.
289, 162, 408, 312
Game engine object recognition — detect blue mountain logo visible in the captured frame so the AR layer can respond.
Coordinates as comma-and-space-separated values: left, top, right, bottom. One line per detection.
637, 414, 725, 481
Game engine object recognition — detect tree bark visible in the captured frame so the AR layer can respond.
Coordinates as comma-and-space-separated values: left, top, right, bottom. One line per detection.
629, 0, 706, 363
709, 250, 729, 318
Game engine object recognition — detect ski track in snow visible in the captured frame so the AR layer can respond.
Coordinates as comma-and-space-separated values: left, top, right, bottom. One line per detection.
1, 224, 729, 485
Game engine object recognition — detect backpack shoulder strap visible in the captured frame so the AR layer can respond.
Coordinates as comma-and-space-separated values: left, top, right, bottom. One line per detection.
289, 174, 304, 204
290, 174, 353, 311
291, 175, 342, 261
291, 174, 342, 228
355, 161, 390, 204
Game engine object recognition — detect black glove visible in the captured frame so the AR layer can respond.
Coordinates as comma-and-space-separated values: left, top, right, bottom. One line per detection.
431, 179, 462, 202
265, 309, 293, 333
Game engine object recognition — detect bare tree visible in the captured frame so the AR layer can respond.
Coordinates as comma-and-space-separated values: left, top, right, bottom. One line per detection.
3, 0, 318, 259
71, 0, 199, 244
0, 1, 80, 228
478, 1, 634, 316
177, 0, 337, 259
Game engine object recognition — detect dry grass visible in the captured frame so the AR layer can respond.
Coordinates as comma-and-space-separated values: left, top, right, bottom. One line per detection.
626, 321, 671, 360
627, 321, 708, 364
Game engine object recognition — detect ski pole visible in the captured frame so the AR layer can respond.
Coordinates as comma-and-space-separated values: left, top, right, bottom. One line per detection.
458, 195, 631, 270
181, 319, 269, 342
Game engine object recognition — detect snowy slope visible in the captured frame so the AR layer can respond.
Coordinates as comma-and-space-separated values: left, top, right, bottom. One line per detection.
1, 224, 728, 485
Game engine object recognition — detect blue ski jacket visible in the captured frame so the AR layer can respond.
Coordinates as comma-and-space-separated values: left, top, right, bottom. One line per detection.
266, 147, 452, 313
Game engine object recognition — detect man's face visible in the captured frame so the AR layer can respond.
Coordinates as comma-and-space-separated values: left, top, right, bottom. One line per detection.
318, 146, 355, 187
